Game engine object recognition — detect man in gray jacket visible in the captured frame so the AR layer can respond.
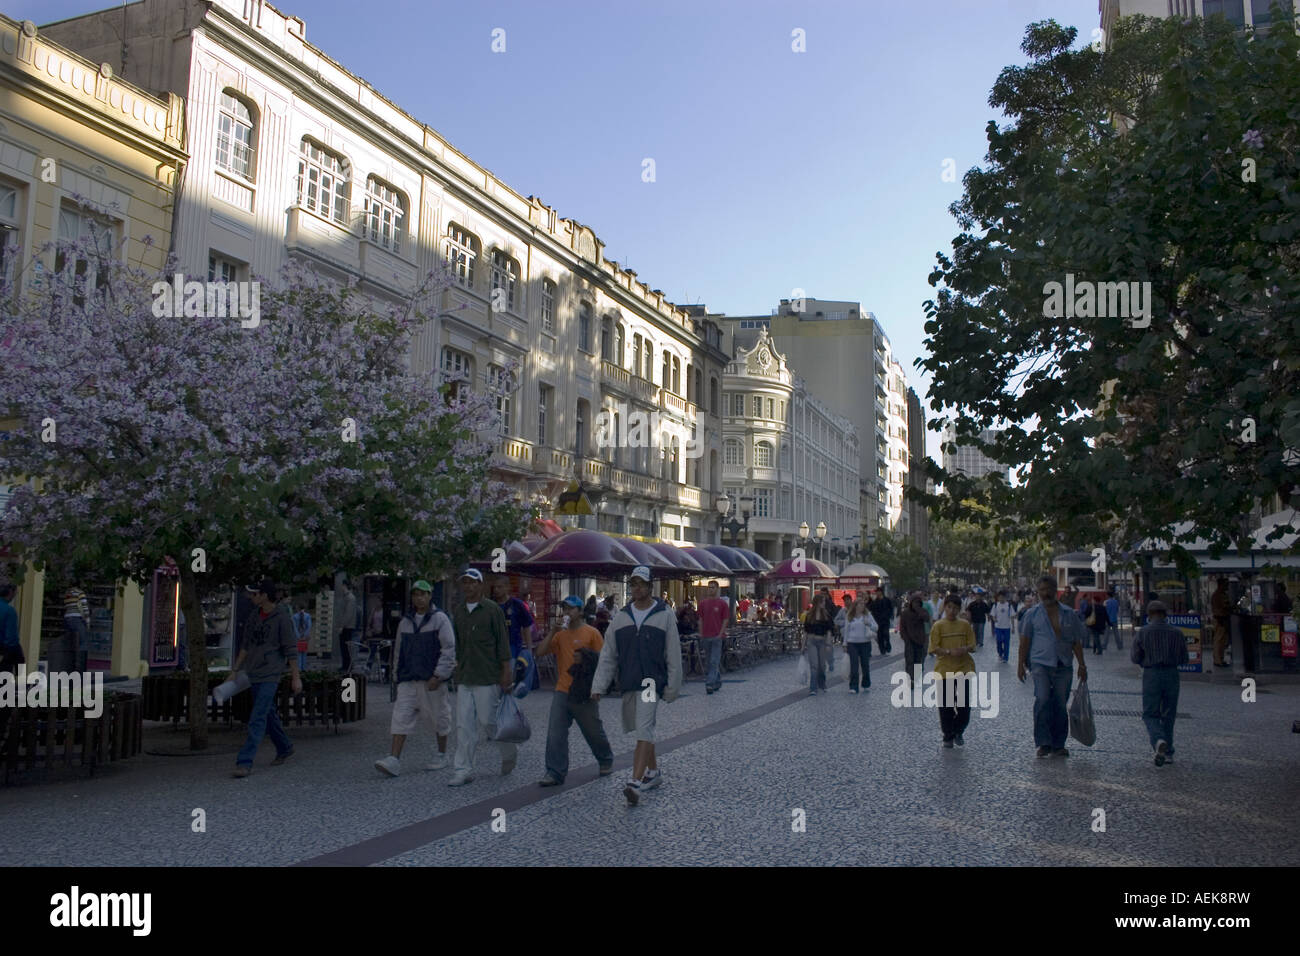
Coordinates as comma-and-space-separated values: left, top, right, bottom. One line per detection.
231, 580, 301, 777
375, 580, 456, 776
592, 566, 682, 806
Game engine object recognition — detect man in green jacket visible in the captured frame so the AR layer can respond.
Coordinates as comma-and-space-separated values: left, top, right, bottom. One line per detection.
449, 568, 514, 786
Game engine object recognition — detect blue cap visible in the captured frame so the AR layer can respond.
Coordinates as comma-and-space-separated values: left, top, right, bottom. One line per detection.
459, 567, 484, 582
562, 595, 585, 608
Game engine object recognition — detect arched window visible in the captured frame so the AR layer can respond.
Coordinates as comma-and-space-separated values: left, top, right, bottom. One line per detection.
662, 350, 671, 387
643, 340, 653, 380
364, 176, 406, 253
755, 441, 773, 468
632, 334, 642, 376
671, 357, 681, 395
724, 439, 743, 466
601, 316, 613, 361
578, 302, 593, 352
216, 91, 256, 181
710, 377, 719, 414
671, 436, 680, 482
615, 322, 625, 366
444, 222, 480, 288
661, 434, 672, 479
490, 249, 519, 312
297, 138, 349, 224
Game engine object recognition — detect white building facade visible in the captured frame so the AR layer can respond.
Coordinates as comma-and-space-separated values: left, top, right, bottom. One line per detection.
44, 0, 729, 544
720, 331, 859, 563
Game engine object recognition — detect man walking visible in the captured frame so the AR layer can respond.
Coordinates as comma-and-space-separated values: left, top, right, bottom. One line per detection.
1210, 577, 1231, 668
1131, 600, 1188, 766
61, 585, 90, 672
1017, 575, 1089, 758
490, 574, 535, 665
231, 580, 300, 777
899, 592, 930, 687
696, 581, 729, 695
869, 588, 895, 655
1105, 590, 1122, 651
592, 566, 682, 806
375, 580, 456, 777
536, 595, 614, 785
336, 577, 358, 675
966, 591, 990, 650
449, 568, 515, 787
991, 589, 1015, 663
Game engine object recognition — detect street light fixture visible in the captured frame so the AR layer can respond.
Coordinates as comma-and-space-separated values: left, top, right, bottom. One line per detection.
717, 494, 753, 546
815, 521, 827, 562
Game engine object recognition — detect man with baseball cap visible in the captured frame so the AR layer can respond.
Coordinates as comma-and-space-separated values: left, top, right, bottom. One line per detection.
1131, 599, 1189, 766
375, 580, 456, 776
231, 579, 300, 777
536, 595, 614, 786
592, 566, 682, 806
448, 567, 515, 786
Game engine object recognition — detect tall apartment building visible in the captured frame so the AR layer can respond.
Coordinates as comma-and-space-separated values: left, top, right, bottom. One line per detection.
42, 0, 729, 545
0, 13, 186, 675
719, 298, 907, 548
942, 424, 1012, 484
1100, 0, 1296, 37
719, 330, 859, 563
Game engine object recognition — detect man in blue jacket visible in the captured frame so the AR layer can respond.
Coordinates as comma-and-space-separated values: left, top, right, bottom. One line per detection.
592, 566, 682, 806
375, 580, 456, 776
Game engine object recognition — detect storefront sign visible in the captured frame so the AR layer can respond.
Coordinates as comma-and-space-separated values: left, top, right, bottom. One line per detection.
1167, 612, 1202, 673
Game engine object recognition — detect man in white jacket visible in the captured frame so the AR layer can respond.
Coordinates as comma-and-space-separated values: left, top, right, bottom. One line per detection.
592, 566, 682, 806
374, 580, 456, 776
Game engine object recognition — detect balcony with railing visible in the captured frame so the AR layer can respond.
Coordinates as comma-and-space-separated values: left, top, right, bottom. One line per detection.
533, 446, 572, 480
601, 360, 660, 403
493, 437, 532, 473
660, 389, 694, 418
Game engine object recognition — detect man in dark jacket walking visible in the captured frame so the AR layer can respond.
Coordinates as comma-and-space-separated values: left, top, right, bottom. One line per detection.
231, 580, 300, 777
899, 592, 930, 687
375, 580, 456, 776
1131, 600, 1189, 766
869, 589, 895, 654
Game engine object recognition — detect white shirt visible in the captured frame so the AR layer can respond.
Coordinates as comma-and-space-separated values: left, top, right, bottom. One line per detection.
630, 603, 654, 629
465, 602, 479, 614
992, 601, 1014, 629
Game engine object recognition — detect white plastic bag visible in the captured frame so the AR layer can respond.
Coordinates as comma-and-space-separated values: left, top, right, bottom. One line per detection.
796, 654, 810, 687
212, 671, 250, 704
492, 692, 531, 743
1068, 678, 1096, 747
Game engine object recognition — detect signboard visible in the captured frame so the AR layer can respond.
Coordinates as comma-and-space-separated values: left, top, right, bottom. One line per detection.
1167, 612, 1203, 673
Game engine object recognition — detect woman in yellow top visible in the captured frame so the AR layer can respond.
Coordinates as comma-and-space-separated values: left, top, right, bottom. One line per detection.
928, 595, 977, 748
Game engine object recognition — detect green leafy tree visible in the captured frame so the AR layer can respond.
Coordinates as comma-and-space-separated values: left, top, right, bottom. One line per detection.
865, 531, 927, 593
918, 14, 1300, 574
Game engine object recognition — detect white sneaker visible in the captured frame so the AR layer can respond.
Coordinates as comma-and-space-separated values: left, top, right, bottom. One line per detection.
374, 755, 400, 777
447, 771, 472, 786
640, 769, 663, 790
425, 752, 448, 771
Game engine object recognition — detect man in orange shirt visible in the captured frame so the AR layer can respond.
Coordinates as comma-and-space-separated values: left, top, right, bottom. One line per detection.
537, 595, 615, 786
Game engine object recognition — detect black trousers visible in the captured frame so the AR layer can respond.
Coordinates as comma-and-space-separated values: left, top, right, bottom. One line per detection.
845, 642, 872, 689
938, 673, 973, 741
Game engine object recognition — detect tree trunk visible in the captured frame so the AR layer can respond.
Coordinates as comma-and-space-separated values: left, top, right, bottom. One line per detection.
178, 566, 209, 751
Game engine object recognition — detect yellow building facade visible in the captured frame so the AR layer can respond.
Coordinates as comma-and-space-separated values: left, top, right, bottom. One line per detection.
0, 14, 185, 675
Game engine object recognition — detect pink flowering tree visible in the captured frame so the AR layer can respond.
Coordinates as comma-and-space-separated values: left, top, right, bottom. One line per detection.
0, 236, 529, 748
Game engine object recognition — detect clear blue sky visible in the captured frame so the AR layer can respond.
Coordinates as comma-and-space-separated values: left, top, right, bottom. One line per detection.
23, 0, 1102, 460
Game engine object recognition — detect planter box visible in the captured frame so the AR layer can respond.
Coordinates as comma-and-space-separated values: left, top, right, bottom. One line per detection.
1, 692, 142, 781
141, 672, 366, 730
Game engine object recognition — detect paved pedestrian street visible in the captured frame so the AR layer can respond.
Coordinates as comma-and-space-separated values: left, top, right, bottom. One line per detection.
2, 642, 1295, 867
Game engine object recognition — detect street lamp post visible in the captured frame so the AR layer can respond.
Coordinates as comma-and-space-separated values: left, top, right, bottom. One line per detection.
716, 493, 754, 547
815, 521, 827, 563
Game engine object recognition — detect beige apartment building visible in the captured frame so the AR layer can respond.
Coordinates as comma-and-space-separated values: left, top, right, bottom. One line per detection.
0, 13, 185, 672
1100, 0, 1297, 39
42, 0, 729, 546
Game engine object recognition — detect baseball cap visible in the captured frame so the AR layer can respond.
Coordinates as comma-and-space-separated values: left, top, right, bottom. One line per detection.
1146, 599, 1167, 615
412, 579, 433, 593
459, 568, 484, 582
562, 595, 585, 608
246, 579, 277, 600
629, 565, 652, 583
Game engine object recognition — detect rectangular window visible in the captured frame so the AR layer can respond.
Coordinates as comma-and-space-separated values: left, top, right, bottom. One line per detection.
538, 384, 551, 446
208, 253, 242, 283
0, 182, 20, 286
753, 395, 762, 418
1203, 0, 1246, 24
55, 204, 114, 308
754, 488, 771, 518
578, 305, 592, 352
766, 397, 774, 419
441, 346, 472, 399
297, 141, 349, 224
488, 365, 512, 437
1250, 0, 1291, 24
541, 280, 555, 332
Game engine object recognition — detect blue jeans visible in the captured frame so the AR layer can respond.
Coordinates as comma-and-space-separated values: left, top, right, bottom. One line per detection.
236, 679, 293, 767
1106, 624, 1122, 649
1141, 666, 1179, 755
973, 621, 985, 647
544, 692, 613, 782
701, 636, 723, 689
994, 627, 1011, 660
845, 641, 872, 690
1031, 663, 1073, 749
297, 651, 307, 671
805, 638, 828, 692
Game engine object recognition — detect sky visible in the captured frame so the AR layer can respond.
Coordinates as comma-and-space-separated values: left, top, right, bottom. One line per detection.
18, 0, 1104, 461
